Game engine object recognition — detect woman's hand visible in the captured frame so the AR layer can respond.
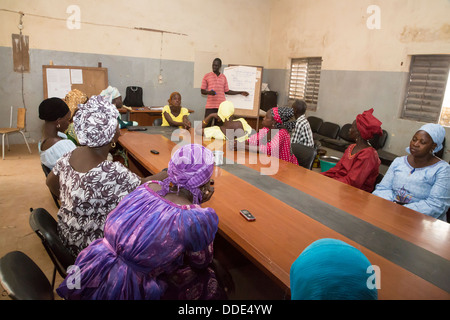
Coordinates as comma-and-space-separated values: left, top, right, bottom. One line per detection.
183, 119, 191, 130
201, 179, 215, 203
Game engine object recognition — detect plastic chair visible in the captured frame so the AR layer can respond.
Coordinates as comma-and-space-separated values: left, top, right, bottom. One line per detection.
0, 106, 32, 159
40, 163, 60, 209
292, 143, 318, 170
29, 208, 75, 289
0, 251, 54, 300
152, 118, 162, 126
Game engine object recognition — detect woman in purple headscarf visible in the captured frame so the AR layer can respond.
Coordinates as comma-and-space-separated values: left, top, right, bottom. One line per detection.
56, 144, 226, 300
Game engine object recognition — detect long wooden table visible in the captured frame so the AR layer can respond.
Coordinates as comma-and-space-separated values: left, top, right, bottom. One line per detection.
118, 127, 450, 300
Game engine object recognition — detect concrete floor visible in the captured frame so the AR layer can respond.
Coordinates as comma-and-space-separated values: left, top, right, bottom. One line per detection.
0, 143, 63, 300
0, 143, 286, 300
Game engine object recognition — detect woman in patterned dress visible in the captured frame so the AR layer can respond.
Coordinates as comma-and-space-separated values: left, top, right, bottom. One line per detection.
56, 144, 226, 300
46, 95, 166, 258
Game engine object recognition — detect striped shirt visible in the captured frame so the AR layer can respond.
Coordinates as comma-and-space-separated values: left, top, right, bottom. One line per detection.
201, 72, 229, 109
291, 114, 315, 147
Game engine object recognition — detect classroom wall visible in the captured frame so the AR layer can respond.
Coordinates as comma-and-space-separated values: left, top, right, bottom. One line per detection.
265, 0, 450, 160
0, 0, 271, 145
1, 0, 449, 161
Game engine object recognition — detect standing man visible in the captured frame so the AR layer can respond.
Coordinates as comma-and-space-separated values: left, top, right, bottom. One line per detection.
291, 99, 315, 147
201, 58, 249, 124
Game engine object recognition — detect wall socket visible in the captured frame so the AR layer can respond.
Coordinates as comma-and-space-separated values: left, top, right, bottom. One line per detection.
158, 74, 163, 84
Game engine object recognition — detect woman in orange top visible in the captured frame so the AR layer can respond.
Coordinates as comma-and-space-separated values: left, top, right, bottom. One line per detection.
321, 108, 382, 192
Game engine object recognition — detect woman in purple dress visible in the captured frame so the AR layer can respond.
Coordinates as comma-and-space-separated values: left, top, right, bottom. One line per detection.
56, 144, 225, 300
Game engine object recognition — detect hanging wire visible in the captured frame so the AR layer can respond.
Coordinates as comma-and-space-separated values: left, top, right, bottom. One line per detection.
18, 11, 27, 113
159, 32, 164, 81
1, 9, 187, 36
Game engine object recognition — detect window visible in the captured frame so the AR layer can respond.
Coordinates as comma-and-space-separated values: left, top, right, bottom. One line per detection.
288, 57, 322, 111
402, 55, 450, 126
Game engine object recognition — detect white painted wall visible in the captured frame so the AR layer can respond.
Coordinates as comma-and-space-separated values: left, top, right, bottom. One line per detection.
267, 0, 450, 160
0, 0, 271, 65
268, 0, 450, 71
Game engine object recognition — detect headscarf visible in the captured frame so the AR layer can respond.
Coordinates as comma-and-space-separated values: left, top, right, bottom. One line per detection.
218, 101, 235, 122
100, 86, 121, 103
355, 108, 382, 140
64, 89, 88, 117
271, 107, 296, 131
410, 123, 446, 154
38, 98, 70, 121
157, 144, 214, 205
290, 238, 378, 300
73, 95, 119, 147
168, 92, 181, 105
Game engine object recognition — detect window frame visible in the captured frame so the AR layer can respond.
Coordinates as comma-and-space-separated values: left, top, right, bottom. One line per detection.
288, 57, 323, 111
401, 54, 450, 124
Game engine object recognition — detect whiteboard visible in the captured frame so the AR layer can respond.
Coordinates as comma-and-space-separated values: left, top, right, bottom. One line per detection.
224, 65, 257, 110
223, 64, 262, 118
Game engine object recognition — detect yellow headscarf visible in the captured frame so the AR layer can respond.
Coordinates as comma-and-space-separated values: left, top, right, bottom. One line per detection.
218, 101, 234, 122
64, 89, 88, 118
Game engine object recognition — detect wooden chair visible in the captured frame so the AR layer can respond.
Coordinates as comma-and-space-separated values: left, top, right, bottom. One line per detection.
0, 106, 31, 159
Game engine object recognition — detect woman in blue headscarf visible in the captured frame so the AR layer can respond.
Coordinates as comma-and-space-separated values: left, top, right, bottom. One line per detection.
373, 123, 449, 221
56, 144, 226, 300
290, 238, 378, 300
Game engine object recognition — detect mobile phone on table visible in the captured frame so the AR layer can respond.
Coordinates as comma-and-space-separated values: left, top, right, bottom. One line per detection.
240, 209, 256, 221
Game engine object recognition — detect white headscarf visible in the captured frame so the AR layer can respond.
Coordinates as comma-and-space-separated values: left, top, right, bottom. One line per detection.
100, 86, 121, 103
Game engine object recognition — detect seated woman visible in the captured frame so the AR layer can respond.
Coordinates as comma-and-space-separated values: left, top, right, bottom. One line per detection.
64, 89, 88, 146
100, 86, 138, 128
321, 108, 382, 192
56, 144, 226, 300
161, 91, 191, 129
46, 95, 167, 258
230, 106, 299, 165
373, 123, 449, 221
38, 98, 77, 170
196, 100, 253, 142
290, 238, 378, 300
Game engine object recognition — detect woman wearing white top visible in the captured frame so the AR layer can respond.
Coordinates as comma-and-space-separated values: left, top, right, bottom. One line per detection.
38, 98, 77, 169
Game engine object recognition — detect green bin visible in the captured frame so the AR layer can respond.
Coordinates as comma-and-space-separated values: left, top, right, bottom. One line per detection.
319, 156, 340, 172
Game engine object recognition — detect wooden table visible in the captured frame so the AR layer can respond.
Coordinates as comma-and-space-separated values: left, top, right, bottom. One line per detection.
118, 127, 450, 300
118, 107, 194, 126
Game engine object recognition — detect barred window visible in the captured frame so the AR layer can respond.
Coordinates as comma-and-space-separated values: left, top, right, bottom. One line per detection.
402, 54, 450, 126
288, 57, 322, 111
